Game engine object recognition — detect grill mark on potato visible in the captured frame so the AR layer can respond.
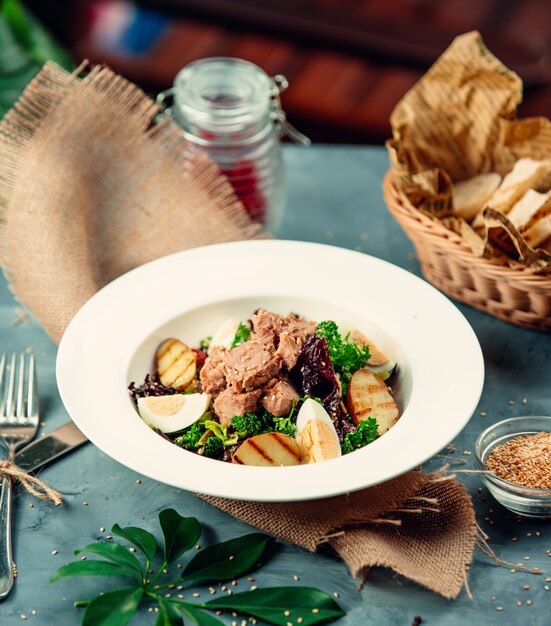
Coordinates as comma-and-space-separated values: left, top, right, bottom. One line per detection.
248, 438, 274, 463
159, 348, 192, 378
162, 353, 194, 383
272, 432, 301, 461
232, 455, 244, 465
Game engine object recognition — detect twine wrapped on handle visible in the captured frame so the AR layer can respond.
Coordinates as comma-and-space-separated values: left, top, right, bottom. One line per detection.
0, 61, 480, 599
0, 461, 62, 505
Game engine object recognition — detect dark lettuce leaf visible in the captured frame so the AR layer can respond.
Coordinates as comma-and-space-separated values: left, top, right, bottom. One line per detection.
128, 373, 176, 401
291, 336, 353, 440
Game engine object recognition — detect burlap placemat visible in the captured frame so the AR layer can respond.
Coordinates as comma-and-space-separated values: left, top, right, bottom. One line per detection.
0, 62, 478, 599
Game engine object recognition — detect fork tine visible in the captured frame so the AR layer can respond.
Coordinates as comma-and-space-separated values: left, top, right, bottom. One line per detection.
16, 352, 25, 418
5, 353, 16, 418
27, 351, 38, 422
0, 353, 5, 417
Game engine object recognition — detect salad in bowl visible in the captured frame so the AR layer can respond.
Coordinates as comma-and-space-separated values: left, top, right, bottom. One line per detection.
129, 309, 399, 466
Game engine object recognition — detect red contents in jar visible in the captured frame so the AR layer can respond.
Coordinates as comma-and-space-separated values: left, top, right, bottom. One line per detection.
221, 159, 266, 223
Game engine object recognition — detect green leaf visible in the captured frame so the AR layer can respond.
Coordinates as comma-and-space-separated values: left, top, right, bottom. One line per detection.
1, 0, 72, 68
159, 509, 201, 564
156, 598, 184, 626
183, 533, 271, 582
112, 524, 158, 562
50, 560, 138, 583
75, 543, 144, 575
178, 604, 225, 626
82, 587, 143, 626
205, 587, 346, 626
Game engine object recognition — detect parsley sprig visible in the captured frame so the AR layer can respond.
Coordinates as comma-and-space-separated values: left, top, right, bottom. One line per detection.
315, 321, 370, 396
52, 508, 345, 626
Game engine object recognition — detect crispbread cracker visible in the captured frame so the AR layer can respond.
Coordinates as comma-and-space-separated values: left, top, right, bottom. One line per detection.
523, 208, 551, 247
452, 173, 501, 221
507, 189, 551, 229
472, 158, 551, 228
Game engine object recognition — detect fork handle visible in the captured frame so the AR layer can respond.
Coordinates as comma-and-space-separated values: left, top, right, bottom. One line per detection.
0, 475, 14, 600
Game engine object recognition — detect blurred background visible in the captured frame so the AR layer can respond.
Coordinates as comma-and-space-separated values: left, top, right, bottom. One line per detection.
3, 0, 551, 143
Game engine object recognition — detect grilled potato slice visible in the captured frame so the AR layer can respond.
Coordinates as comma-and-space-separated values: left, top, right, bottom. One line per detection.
156, 338, 197, 391
347, 368, 399, 435
232, 432, 301, 466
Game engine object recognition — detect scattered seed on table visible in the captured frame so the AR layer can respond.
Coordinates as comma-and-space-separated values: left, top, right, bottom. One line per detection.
148, 608, 153, 613
491, 596, 496, 601
162, 568, 168, 574
508, 400, 515, 405
51, 550, 58, 556
522, 398, 527, 404
221, 586, 227, 591
526, 600, 533, 606
496, 607, 504, 611
523, 585, 530, 590
293, 575, 299, 581
250, 585, 257, 591
82, 502, 88, 506
80, 556, 86, 561
129, 547, 136, 552
297, 619, 303, 624
480, 411, 487, 416
167, 584, 175, 590
247, 577, 255, 582
536, 531, 542, 537
177, 563, 182, 568
192, 593, 200, 598
178, 594, 184, 599
516, 601, 522, 607
100, 527, 105, 532
512, 537, 518, 542
284, 610, 290, 616
29, 503, 34, 508
136, 479, 141, 484
229, 555, 234, 560
177, 585, 183, 590
106, 535, 112, 540
333, 592, 340, 597
312, 609, 320, 614
510, 569, 517, 573
20, 615, 26, 620
31, 610, 37, 616
524, 556, 531, 561
165, 594, 171, 598
195, 545, 201, 550
544, 586, 550, 591
227, 589, 233, 595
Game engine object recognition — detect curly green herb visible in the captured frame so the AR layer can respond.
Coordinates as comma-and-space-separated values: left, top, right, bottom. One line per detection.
341, 418, 378, 454
315, 320, 370, 395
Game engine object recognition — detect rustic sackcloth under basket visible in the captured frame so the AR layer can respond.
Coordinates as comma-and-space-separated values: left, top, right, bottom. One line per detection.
383, 171, 551, 332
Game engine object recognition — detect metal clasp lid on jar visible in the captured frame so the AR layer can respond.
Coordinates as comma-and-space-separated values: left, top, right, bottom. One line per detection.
156, 59, 310, 146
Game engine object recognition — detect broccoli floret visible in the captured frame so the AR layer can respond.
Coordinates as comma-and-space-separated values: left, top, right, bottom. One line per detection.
202, 436, 224, 459
231, 412, 270, 438
175, 422, 205, 450
341, 418, 378, 454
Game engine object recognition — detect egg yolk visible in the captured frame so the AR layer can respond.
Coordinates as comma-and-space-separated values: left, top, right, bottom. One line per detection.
299, 420, 340, 463
144, 395, 184, 416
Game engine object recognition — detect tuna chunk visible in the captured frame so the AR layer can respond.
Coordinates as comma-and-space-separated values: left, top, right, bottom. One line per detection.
224, 338, 281, 392
213, 387, 262, 426
261, 379, 299, 417
275, 331, 303, 370
251, 310, 316, 347
200, 346, 228, 397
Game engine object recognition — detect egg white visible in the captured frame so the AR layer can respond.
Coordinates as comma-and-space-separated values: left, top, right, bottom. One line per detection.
210, 318, 240, 349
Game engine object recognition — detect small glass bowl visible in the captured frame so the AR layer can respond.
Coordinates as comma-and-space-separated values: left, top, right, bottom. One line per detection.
474, 416, 551, 518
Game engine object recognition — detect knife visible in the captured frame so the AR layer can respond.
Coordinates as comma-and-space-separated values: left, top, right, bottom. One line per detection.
14, 422, 89, 473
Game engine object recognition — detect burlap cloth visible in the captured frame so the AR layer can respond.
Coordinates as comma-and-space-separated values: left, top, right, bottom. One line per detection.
0, 62, 478, 599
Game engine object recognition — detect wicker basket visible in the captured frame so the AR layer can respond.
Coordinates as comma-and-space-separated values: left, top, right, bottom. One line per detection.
383, 171, 551, 331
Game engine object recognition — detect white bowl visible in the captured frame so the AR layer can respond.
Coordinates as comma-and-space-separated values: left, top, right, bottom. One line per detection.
57, 240, 484, 501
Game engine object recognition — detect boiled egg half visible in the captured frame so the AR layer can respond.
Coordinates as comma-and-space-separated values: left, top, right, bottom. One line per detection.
210, 318, 240, 349
137, 393, 210, 433
295, 398, 341, 464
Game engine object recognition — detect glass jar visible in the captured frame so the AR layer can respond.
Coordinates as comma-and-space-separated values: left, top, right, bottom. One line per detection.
157, 57, 309, 230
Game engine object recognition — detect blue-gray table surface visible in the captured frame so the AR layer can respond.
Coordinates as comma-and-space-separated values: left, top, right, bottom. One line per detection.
1, 145, 550, 626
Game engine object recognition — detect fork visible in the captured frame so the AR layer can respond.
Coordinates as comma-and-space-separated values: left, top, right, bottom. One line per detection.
0, 351, 39, 601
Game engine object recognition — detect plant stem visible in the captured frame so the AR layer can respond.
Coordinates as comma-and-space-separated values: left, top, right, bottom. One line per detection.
146, 561, 168, 588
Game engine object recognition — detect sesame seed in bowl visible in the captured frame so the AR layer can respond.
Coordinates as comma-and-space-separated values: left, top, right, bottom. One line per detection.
475, 416, 551, 518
